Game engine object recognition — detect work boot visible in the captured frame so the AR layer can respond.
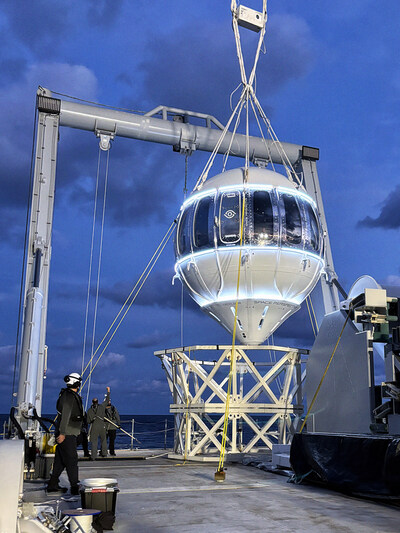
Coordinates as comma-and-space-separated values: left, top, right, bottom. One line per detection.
46, 484, 68, 493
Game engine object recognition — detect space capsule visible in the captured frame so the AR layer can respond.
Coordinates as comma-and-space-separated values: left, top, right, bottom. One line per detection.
174, 167, 325, 345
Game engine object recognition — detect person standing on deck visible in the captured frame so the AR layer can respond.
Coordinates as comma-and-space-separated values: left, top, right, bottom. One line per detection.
105, 400, 120, 456
46, 373, 84, 495
87, 387, 110, 459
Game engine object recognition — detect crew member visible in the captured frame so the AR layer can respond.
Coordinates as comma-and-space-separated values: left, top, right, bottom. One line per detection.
105, 400, 120, 456
46, 372, 84, 494
87, 387, 110, 459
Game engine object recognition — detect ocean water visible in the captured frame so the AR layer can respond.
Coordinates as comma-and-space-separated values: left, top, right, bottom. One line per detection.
0, 414, 175, 450
1, 412, 281, 450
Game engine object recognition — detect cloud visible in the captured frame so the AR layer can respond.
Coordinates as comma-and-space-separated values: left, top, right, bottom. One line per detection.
98, 351, 126, 368
0, 0, 72, 56
127, 378, 169, 396
100, 269, 197, 311
137, 13, 314, 122
72, 145, 182, 227
87, 0, 123, 27
0, 1, 124, 57
128, 330, 172, 349
358, 185, 400, 229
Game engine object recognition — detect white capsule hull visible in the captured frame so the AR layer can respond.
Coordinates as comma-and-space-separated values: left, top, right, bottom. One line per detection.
176, 247, 324, 344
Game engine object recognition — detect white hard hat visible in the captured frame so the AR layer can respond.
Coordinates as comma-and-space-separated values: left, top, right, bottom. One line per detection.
64, 372, 82, 387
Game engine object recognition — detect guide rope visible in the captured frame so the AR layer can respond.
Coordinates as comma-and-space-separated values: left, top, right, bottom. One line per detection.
80, 221, 176, 390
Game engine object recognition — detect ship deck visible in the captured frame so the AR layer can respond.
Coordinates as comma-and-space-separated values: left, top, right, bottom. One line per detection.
21, 449, 400, 532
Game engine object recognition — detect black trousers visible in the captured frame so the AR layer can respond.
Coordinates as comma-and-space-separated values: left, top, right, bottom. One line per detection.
107, 429, 117, 454
49, 435, 78, 488
77, 430, 90, 456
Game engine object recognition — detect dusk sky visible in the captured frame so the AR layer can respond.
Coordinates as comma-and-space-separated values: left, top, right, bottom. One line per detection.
1, 0, 399, 414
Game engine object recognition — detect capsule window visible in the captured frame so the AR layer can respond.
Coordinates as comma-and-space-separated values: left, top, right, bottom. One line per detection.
253, 190, 274, 245
304, 201, 320, 252
282, 193, 302, 246
177, 207, 192, 256
219, 191, 241, 244
194, 196, 214, 249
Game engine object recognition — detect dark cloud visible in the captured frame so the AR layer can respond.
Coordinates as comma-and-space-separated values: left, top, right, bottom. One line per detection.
1, 1, 123, 57
138, 13, 314, 122
0, 57, 27, 86
358, 185, 400, 229
115, 72, 134, 87
87, 0, 123, 27
128, 330, 172, 349
100, 269, 197, 312
1, 0, 71, 55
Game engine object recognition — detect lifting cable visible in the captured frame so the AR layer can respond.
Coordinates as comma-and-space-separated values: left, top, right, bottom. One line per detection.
81, 145, 110, 409
81, 148, 101, 382
299, 309, 351, 433
86, 147, 110, 407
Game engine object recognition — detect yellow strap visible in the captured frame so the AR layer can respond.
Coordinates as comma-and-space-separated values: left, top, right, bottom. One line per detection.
299, 310, 351, 433
217, 193, 246, 472
306, 296, 317, 339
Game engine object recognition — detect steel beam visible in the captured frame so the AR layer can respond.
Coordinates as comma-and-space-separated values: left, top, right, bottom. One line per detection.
55, 96, 305, 165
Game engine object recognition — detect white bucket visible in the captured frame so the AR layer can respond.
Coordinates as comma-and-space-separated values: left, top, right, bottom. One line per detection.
69, 514, 93, 533
63, 509, 100, 533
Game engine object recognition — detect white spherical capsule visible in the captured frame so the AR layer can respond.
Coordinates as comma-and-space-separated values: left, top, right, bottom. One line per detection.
174, 167, 324, 345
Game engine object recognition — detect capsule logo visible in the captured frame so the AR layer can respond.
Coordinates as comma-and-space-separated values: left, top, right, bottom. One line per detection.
224, 210, 236, 219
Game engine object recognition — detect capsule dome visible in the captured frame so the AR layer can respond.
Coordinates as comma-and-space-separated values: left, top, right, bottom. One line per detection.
174, 167, 324, 345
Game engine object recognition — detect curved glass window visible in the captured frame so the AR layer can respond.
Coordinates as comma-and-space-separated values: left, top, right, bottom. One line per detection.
253, 190, 274, 245
177, 207, 192, 256
219, 191, 242, 244
194, 196, 214, 249
304, 202, 320, 252
282, 193, 302, 246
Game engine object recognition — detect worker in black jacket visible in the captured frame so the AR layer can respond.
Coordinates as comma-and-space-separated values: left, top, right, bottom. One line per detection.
47, 372, 84, 494
87, 387, 110, 459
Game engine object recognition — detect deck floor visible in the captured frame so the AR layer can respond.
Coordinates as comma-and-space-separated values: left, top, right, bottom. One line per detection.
23, 450, 400, 532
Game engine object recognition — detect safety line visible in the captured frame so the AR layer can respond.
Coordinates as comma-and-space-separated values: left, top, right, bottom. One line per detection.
305, 297, 317, 339
309, 295, 319, 333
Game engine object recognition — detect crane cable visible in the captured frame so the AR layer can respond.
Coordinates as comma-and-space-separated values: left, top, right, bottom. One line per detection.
80, 220, 176, 391
81, 147, 101, 382
86, 147, 110, 408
